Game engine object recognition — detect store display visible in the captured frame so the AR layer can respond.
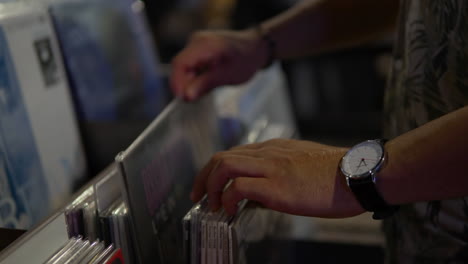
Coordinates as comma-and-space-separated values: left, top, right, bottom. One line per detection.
43, 237, 122, 264
182, 196, 281, 264
64, 186, 94, 239
116, 96, 222, 264
94, 165, 122, 215
188, 198, 208, 264
101, 248, 125, 264
62, 165, 135, 263
0, 2, 87, 229
182, 209, 192, 264
0, 1, 297, 259
49, 0, 168, 121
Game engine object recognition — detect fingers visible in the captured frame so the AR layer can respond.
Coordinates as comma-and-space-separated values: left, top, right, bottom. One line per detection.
170, 29, 264, 101
191, 150, 262, 202
191, 140, 294, 203
170, 57, 209, 100
191, 153, 273, 210
171, 55, 228, 101
170, 33, 229, 101
221, 177, 271, 215
183, 67, 225, 101
191, 155, 220, 202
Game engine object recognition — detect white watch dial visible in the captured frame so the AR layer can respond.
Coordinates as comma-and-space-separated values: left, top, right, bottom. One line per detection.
341, 141, 384, 177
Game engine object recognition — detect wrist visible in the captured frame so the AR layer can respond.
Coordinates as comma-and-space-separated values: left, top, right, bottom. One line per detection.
375, 139, 409, 206
256, 24, 276, 68
246, 24, 276, 69
340, 139, 399, 219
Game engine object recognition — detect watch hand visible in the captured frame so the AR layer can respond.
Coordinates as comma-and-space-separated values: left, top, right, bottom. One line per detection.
357, 158, 367, 167
354, 158, 367, 173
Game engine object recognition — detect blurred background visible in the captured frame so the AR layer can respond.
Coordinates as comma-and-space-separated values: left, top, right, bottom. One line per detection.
144, 0, 393, 145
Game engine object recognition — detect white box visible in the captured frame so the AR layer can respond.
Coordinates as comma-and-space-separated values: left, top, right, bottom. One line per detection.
0, 3, 86, 229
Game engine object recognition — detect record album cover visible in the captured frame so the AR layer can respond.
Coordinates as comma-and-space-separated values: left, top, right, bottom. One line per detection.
117, 96, 221, 264
50, 0, 168, 121
0, 3, 86, 229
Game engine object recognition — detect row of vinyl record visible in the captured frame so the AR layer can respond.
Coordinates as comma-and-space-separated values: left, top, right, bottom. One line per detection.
183, 198, 281, 264
18, 95, 226, 264
62, 165, 135, 264
44, 237, 124, 264
0, 0, 168, 230
0, 51, 296, 264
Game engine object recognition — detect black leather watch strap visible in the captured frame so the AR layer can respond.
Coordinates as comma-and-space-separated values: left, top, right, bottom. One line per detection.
348, 176, 399, 220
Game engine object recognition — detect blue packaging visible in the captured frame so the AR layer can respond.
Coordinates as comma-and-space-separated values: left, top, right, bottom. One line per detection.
0, 27, 50, 229
50, 0, 168, 121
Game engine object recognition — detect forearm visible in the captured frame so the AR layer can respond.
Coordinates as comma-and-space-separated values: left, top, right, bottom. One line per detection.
259, 0, 399, 59
379, 106, 468, 205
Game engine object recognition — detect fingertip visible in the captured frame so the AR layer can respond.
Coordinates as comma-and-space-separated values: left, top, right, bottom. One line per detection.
169, 76, 184, 99
185, 87, 198, 101
170, 64, 198, 99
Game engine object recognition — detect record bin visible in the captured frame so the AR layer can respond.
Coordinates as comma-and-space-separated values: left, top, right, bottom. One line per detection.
0, 64, 299, 264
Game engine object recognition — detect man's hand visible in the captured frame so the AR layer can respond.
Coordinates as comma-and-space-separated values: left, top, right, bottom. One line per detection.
191, 138, 365, 218
170, 29, 268, 101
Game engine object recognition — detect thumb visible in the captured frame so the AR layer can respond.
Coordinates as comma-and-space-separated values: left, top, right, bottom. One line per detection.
221, 177, 273, 215
183, 71, 221, 101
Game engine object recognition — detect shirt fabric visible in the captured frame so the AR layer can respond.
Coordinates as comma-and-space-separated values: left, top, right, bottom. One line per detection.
383, 0, 468, 263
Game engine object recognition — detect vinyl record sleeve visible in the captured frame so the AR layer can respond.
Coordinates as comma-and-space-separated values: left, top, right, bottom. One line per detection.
44, 237, 82, 264
69, 240, 99, 264
200, 210, 209, 264
88, 244, 115, 264
82, 200, 98, 241
113, 203, 133, 264
116, 96, 221, 264
72, 209, 85, 239
227, 201, 251, 264
98, 199, 122, 246
182, 211, 191, 264
67, 239, 92, 264
64, 186, 94, 238
76, 240, 105, 264
49, 0, 167, 121
102, 248, 125, 264
0, 3, 86, 229
94, 165, 122, 215
217, 211, 229, 264
208, 211, 223, 264
189, 197, 208, 264
52, 238, 90, 264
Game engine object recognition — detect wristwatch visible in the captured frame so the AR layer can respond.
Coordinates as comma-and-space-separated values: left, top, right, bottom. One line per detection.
339, 139, 399, 219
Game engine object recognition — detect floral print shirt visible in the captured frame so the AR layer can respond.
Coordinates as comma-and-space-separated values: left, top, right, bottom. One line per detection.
383, 0, 468, 263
